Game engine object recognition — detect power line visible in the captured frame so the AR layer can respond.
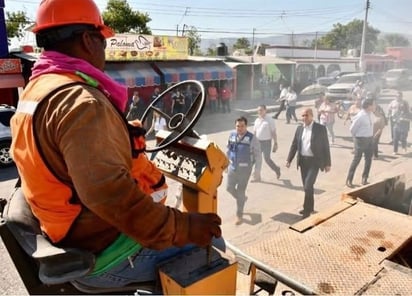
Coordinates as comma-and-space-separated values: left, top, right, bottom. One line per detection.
6, 0, 390, 38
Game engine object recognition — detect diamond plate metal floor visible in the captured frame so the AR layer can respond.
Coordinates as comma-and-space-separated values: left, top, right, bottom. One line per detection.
306, 202, 412, 266
243, 201, 412, 295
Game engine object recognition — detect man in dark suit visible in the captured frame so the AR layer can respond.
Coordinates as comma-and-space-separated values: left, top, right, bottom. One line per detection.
286, 108, 331, 218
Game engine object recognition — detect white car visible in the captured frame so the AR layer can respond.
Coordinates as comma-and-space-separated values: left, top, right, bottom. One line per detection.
0, 105, 15, 168
326, 72, 381, 102
384, 68, 411, 89
316, 71, 355, 87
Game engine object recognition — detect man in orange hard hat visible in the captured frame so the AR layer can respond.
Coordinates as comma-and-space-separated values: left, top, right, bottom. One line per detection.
11, 0, 222, 288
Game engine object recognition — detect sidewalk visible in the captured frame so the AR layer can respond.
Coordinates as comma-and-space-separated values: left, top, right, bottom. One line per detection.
231, 94, 315, 115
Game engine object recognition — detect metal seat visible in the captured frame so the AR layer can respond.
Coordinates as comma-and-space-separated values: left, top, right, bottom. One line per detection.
0, 188, 156, 295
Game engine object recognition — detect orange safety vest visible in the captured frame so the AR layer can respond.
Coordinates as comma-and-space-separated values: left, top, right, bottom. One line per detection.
11, 73, 85, 243
11, 73, 167, 244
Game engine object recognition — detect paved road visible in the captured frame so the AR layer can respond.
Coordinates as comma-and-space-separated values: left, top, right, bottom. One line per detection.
1, 90, 411, 295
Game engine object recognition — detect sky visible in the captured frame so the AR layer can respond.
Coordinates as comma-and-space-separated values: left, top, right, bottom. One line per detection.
5, 0, 412, 47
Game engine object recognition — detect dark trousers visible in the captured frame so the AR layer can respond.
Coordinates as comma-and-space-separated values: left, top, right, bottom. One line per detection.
221, 100, 231, 113
226, 167, 252, 218
390, 119, 394, 141
373, 133, 382, 157
273, 100, 285, 118
255, 140, 279, 175
346, 137, 373, 182
286, 106, 298, 123
299, 156, 320, 214
209, 100, 217, 112
393, 122, 409, 152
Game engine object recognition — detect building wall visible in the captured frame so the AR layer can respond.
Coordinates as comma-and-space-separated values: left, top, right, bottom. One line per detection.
386, 47, 412, 60
266, 47, 340, 59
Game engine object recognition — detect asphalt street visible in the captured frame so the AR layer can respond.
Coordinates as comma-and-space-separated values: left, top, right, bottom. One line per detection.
0, 89, 411, 295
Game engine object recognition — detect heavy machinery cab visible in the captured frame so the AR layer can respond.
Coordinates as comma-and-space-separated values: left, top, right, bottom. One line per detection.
0, 80, 238, 295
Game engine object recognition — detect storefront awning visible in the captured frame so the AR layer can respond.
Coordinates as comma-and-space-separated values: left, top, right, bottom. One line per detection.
155, 61, 234, 84
105, 62, 160, 87
0, 74, 25, 89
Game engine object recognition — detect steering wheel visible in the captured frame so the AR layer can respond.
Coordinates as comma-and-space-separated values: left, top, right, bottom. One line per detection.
140, 80, 205, 152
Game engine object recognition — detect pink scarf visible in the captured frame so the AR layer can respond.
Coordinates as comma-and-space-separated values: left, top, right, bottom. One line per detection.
31, 51, 128, 112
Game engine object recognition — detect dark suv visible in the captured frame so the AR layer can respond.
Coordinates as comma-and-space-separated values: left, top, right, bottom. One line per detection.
0, 104, 15, 168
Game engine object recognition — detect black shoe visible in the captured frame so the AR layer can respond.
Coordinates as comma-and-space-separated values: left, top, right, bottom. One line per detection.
299, 209, 313, 217
275, 167, 281, 179
346, 180, 354, 188
362, 178, 368, 185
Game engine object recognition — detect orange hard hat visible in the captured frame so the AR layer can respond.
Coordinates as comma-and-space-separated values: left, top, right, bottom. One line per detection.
32, 0, 114, 38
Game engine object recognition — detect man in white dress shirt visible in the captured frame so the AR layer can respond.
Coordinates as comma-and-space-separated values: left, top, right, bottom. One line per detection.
346, 98, 375, 187
252, 105, 281, 182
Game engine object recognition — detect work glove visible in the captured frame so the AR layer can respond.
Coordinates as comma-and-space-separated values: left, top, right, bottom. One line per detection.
188, 213, 222, 247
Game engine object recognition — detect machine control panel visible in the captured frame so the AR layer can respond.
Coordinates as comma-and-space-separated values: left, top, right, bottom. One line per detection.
152, 130, 228, 195
153, 148, 207, 184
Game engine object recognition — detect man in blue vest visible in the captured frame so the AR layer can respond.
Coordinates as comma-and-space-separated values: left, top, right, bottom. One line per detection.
226, 116, 261, 225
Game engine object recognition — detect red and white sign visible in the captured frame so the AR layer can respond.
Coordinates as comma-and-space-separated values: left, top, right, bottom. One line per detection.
0, 59, 22, 74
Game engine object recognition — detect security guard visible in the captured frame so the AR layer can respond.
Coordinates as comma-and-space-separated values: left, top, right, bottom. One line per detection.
226, 116, 261, 225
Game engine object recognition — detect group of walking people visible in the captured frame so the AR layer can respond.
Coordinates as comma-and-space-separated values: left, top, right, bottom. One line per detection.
226, 103, 331, 224
225, 104, 283, 225
226, 81, 411, 225
272, 84, 298, 123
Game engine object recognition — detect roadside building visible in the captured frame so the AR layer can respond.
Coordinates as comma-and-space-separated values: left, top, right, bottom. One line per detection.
386, 47, 412, 69
0, 58, 25, 106
10, 33, 235, 111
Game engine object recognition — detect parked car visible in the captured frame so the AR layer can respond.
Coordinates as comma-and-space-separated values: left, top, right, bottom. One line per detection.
0, 104, 15, 168
384, 68, 411, 89
326, 72, 381, 102
316, 71, 355, 87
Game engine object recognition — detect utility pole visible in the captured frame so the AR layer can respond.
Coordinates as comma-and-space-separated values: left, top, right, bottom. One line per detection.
314, 31, 318, 59
181, 24, 188, 36
359, 0, 370, 72
251, 28, 255, 99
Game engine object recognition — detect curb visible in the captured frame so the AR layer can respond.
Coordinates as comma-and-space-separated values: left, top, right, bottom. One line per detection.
236, 100, 315, 116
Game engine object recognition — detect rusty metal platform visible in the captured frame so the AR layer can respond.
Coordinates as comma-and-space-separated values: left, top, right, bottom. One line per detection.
360, 261, 412, 295
243, 201, 412, 295
303, 202, 412, 266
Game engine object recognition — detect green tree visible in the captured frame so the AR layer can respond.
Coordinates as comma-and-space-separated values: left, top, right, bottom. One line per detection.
206, 47, 217, 56
376, 33, 410, 53
315, 19, 380, 54
102, 0, 151, 34
5, 11, 30, 45
233, 37, 251, 50
184, 26, 201, 55
301, 39, 313, 48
